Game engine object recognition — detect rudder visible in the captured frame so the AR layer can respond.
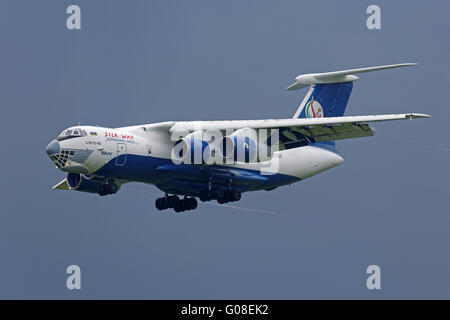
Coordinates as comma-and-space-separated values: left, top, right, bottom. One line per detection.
296, 82, 353, 119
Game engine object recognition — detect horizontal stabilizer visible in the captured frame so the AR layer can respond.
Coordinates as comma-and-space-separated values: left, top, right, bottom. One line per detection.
286, 63, 418, 91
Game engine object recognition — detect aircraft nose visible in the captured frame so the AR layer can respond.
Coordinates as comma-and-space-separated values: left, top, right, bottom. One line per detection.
45, 140, 60, 155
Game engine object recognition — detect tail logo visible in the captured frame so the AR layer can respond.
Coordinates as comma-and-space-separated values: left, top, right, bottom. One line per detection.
305, 98, 324, 118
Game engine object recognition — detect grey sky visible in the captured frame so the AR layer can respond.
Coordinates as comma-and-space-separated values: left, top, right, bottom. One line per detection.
1, 0, 449, 299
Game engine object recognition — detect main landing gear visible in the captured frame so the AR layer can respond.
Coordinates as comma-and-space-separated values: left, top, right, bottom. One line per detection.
155, 194, 198, 213
199, 187, 241, 204
154, 184, 242, 213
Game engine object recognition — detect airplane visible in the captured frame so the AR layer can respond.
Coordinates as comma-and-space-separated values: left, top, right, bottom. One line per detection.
45, 63, 429, 213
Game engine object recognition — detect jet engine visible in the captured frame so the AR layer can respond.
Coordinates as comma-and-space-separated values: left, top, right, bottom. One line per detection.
172, 130, 212, 164
220, 128, 257, 163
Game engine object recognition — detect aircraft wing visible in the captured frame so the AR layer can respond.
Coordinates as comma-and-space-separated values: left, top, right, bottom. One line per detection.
166, 113, 429, 132
164, 113, 429, 147
122, 113, 429, 146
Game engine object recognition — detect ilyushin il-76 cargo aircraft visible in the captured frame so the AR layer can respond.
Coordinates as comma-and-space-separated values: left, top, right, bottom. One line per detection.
46, 63, 429, 212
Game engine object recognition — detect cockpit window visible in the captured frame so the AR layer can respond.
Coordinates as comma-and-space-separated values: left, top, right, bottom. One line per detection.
57, 128, 87, 141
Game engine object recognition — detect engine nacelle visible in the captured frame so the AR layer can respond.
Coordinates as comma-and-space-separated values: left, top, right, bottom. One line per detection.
66, 173, 119, 194
220, 128, 257, 163
172, 130, 212, 164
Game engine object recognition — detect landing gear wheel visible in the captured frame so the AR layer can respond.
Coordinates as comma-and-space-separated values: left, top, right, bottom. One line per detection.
161, 197, 169, 209
107, 183, 118, 194
173, 199, 184, 212
98, 185, 107, 196
186, 198, 198, 210
215, 189, 241, 204
167, 195, 179, 208
155, 198, 165, 211
223, 192, 231, 203
212, 187, 224, 200
230, 189, 241, 202
199, 189, 210, 202
155, 196, 170, 211
215, 188, 230, 204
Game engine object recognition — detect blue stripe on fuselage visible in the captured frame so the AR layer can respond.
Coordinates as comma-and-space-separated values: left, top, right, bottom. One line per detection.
93, 154, 300, 193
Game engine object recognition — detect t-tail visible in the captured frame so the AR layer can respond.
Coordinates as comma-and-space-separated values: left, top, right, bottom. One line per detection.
288, 63, 418, 119
287, 63, 418, 151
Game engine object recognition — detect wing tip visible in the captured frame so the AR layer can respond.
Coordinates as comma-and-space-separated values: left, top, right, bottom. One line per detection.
407, 113, 431, 119
401, 62, 419, 67
286, 82, 306, 91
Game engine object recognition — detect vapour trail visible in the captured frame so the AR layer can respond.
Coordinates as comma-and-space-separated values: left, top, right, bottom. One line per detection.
204, 200, 279, 216
377, 133, 450, 152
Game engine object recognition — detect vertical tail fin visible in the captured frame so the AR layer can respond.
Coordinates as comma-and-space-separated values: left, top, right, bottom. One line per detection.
294, 82, 353, 119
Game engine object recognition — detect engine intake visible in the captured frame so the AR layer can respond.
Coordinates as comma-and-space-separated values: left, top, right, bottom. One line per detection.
172, 130, 212, 164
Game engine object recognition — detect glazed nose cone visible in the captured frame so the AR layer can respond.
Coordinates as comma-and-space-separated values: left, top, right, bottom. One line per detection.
45, 140, 60, 155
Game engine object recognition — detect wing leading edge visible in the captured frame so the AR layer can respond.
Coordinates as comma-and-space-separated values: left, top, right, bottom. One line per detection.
167, 113, 429, 146
124, 113, 429, 145
166, 113, 429, 132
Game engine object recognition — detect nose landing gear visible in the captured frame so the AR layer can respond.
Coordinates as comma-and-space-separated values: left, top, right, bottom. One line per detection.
98, 182, 119, 196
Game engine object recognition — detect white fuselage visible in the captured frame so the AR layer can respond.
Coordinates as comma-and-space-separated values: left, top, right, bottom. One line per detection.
48, 125, 343, 187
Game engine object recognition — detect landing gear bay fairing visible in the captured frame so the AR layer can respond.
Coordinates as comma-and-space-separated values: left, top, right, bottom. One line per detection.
46, 64, 429, 212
